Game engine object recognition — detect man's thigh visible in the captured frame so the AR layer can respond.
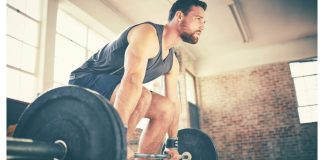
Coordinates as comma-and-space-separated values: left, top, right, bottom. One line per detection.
144, 91, 173, 119
109, 84, 151, 106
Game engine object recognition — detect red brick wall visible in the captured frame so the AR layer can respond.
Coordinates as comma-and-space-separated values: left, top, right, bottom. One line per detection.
198, 62, 317, 160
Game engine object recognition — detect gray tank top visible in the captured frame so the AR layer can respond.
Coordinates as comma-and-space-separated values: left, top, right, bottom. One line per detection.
70, 21, 174, 83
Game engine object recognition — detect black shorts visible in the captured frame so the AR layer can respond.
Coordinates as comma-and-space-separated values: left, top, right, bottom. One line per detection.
68, 73, 122, 100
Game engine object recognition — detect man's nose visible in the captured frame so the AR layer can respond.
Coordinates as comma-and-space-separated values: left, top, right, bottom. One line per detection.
199, 24, 205, 32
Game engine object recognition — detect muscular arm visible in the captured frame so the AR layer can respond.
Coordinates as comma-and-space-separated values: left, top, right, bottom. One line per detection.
114, 24, 159, 125
164, 54, 181, 138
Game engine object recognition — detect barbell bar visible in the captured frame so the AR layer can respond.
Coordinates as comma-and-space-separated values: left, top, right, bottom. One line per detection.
134, 152, 192, 160
7, 137, 191, 160
7, 137, 193, 160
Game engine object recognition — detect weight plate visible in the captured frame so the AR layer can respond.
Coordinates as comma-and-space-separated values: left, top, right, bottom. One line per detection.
13, 86, 126, 160
162, 128, 218, 160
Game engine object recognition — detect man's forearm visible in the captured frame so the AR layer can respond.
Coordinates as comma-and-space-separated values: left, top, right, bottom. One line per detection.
167, 101, 181, 138
114, 78, 143, 125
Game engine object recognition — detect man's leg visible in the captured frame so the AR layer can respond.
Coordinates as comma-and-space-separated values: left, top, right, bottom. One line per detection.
110, 85, 153, 140
137, 92, 176, 159
126, 89, 152, 139
110, 87, 175, 159
110, 84, 155, 160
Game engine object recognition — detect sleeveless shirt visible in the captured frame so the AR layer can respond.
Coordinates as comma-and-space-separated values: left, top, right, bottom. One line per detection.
70, 21, 174, 83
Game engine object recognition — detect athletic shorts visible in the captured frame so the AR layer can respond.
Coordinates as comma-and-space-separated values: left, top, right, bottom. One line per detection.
68, 73, 122, 100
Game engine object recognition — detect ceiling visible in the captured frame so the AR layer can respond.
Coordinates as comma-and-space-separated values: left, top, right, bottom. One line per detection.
65, 0, 317, 76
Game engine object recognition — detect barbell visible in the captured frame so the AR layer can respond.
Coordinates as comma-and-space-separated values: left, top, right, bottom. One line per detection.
7, 86, 218, 160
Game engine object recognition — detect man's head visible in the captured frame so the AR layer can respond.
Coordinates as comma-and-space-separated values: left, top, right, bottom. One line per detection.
168, 0, 207, 44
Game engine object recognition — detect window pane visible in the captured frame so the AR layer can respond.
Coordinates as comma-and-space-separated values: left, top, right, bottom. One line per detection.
26, 0, 42, 20
7, 67, 21, 100
54, 57, 74, 84
7, 36, 22, 68
7, 7, 24, 40
20, 73, 38, 102
88, 51, 95, 59
53, 82, 64, 88
289, 61, 317, 77
298, 105, 317, 123
7, 6, 39, 47
7, 67, 37, 102
54, 35, 86, 84
87, 29, 108, 52
23, 18, 40, 47
55, 34, 86, 59
56, 10, 87, 46
7, 0, 42, 21
186, 72, 197, 104
7, 36, 37, 73
7, 0, 25, 11
21, 43, 37, 73
293, 76, 317, 106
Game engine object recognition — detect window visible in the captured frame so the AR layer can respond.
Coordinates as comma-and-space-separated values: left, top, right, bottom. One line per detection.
185, 71, 197, 104
54, 9, 109, 86
289, 57, 317, 123
6, 0, 42, 102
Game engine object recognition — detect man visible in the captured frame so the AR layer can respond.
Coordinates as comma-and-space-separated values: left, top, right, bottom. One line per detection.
69, 0, 207, 159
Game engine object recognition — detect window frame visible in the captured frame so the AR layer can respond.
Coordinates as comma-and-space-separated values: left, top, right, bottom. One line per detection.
6, 2, 41, 102
289, 57, 317, 124
185, 69, 198, 105
53, 8, 110, 86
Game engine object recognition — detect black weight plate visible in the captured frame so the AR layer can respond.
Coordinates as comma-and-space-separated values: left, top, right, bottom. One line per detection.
13, 86, 126, 160
178, 128, 218, 160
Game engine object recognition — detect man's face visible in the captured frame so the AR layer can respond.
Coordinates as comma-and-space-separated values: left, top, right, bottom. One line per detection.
179, 6, 206, 44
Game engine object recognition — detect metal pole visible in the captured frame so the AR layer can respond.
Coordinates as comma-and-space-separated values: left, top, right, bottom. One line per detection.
134, 153, 171, 159
7, 138, 67, 160
134, 152, 191, 160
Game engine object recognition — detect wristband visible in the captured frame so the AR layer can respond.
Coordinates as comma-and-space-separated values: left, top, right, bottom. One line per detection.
165, 137, 178, 150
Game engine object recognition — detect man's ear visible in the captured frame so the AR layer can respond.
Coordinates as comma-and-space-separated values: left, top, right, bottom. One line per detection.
175, 11, 184, 22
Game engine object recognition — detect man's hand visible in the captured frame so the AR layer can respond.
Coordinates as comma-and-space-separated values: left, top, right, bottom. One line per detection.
164, 148, 180, 160
127, 146, 135, 160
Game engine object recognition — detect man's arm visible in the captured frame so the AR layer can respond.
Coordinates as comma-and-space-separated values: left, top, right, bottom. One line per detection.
164, 54, 181, 138
114, 24, 159, 125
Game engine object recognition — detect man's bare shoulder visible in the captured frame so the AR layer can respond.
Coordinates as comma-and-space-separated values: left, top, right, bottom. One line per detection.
126, 23, 160, 58
128, 23, 157, 41
133, 23, 157, 34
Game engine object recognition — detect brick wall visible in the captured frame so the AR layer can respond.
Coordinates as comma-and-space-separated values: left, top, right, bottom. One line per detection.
198, 62, 317, 160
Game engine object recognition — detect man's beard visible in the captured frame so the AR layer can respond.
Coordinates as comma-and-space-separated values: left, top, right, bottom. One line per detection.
180, 31, 199, 44
179, 21, 200, 44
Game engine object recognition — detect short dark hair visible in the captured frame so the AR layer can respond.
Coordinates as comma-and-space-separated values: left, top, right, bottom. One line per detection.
168, 0, 207, 22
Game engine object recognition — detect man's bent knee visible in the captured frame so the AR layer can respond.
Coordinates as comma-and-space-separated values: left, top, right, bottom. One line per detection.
149, 96, 175, 122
